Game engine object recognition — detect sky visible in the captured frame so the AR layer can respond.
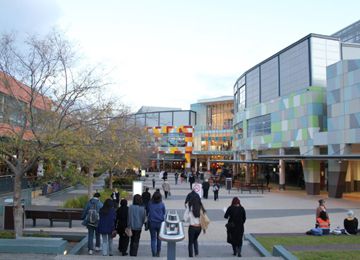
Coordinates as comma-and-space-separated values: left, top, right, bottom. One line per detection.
0, 0, 359, 112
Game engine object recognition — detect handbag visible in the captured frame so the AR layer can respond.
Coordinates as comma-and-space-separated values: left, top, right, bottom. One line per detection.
111, 230, 117, 238
125, 227, 133, 237
200, 209, 210, 232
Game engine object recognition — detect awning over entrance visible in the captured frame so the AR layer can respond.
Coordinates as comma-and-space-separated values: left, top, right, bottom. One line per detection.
258, 154, 360, 160
153, 158, 185, 162
210, 159, 279, 164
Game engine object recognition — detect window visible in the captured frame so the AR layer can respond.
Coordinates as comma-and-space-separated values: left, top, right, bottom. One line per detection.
247, 114, 271, 137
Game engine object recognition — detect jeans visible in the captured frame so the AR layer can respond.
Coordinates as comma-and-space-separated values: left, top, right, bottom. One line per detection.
101, 233, 113, 256
188, 225, 201, 257
87, 226, 100, 250
130, 229, 142, 256
149, 221, 162, 256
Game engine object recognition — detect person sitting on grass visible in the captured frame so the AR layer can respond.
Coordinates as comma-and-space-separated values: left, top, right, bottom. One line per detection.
316, 210, 330, 234
343, 210, 358, 235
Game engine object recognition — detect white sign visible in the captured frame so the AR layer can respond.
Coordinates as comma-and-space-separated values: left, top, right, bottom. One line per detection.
133, 181, 143, 197
141, 170, 146, 177
192, 183, 202, 198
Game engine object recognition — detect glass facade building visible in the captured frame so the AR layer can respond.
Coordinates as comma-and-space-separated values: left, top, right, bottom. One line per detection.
332, 20, 360, 43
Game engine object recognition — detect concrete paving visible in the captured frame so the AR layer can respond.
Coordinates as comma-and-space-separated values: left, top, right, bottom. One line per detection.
11, 172, 360, 259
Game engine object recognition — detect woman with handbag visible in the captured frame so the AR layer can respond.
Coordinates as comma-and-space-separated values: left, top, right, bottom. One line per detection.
183, 195, 206, 257
224, 197, 246, 257
116, 199, 130, 256
97, 199, 116, 256
128, 194, 146, 256
147, 191, 166, 257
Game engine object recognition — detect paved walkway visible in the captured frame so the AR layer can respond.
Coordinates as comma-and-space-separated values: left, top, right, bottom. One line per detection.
16, 172, 360, 259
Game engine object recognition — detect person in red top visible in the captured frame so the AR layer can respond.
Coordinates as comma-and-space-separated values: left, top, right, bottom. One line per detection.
316, 211, 330, 234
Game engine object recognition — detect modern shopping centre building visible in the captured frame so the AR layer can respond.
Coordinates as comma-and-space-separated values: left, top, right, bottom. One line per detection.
136, 21, 360, 198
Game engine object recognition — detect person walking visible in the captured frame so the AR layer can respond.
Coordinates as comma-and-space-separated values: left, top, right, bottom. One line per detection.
142, 187, 151, 211
152, 174, 156, 189
116, 199, 130, 256
111, 188, 120, 208
224, 197, 246, 257
183, 195, 206, 257
81, 192, 103, 255
148, 191, 166, 257
265, 172, 270, 187
189, 172, 195, 190
213, 181, 220, 201
97, 199, 116, 256
128, 194, 146, 256
162, 180, 171, 199
174, 172, 179, 185
202, 179, 210, 199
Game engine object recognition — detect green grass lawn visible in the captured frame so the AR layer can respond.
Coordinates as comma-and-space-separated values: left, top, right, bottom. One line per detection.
256, 235, 360, 260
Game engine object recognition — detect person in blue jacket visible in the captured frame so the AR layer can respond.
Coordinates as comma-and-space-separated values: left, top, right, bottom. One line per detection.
97, 199, 116, 256
82, 192, 103, 255
147, 191, 166, 257
128, 194, 146, 256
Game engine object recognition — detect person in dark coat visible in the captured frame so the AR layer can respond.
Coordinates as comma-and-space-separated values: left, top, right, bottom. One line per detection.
97, 199, 116, 256
111, 188, 120, 208
142, 187, 151, 211
116, 199, 130, 256
202, 179, 210, 199
224, 197, 246, 257
189, 173, 195, 190
213, 181, 220, 201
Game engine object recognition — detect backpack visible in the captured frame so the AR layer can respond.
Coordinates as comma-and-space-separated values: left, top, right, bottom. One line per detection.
86, 202, 99, 227
213, 184, 219, 192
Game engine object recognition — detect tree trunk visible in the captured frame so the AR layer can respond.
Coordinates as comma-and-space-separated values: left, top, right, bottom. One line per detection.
13, 171, 23, 238
109, 169, 113, 190
87, 164, 94, 199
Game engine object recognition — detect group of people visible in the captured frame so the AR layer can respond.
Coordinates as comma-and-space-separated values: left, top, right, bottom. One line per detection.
82, 183, 247, 257
307, 199, 358, 236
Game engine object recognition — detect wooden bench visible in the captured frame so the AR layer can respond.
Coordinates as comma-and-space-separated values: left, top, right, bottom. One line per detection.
25, 208, 83, 228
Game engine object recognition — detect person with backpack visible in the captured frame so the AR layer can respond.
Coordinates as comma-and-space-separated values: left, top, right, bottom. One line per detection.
82, 192, 103, 255
213, 181, 220, 201
97, 199, 116, 256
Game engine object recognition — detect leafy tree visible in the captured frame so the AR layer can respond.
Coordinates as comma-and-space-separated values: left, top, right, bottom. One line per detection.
0, 31, 107, 237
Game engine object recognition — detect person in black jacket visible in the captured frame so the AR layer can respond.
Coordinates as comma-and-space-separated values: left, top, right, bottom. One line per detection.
202, 179, 210, 199
224, 197, 246, 257
116, 199, 129, 256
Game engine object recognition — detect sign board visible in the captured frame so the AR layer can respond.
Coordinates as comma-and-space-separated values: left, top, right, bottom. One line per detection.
132, 181, 143, 197
141, 170, 146, 177
192, 183, 202, 198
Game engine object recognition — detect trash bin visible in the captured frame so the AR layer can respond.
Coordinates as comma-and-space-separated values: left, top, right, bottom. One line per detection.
3, 198, 24, 230
159, 210, 185, 260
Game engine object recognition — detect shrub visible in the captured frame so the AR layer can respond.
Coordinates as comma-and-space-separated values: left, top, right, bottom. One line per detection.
63, 194, 88, 208
0, 230, 15, 239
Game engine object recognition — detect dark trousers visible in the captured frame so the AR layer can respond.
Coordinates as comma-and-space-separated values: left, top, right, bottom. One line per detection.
164, 191, 168, 199
188, 226, 201, 257
231, 232, 244, 256
118, 230, 129, 255
203, 189, 209, 199
214, 191, 219, 201
129, 229, 142, 256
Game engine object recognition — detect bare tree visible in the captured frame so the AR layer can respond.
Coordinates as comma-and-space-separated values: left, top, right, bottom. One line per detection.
0, 31, 107, 237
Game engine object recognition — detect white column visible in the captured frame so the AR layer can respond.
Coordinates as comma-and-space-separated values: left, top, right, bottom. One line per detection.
207, 156, 210, 171
245, 150, 252, 183
195, 157, 198, 172
279, 148, 285, 190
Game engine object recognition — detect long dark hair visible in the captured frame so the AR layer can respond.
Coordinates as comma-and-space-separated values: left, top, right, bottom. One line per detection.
100, 198, 114, 215
188, 196, 205, 218
152, 191, 162, 203
133, 194, 143, 205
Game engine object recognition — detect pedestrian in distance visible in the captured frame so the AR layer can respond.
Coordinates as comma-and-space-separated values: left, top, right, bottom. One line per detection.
142, 187, 151, 212
97, 199, 116, 256
81, 192, 103, 255
202, 179, 210, 199
183, 195, 206, 257
174, 172, 179, 185
189, 172, 195, 190
128, 194, 146, 256
224, 197, 246, 257
213, 181, 220, 201
162, 179, 171, 199
116, 199, 130, 256
152, 174, 156, 189
265, 172, 270, 187
111, 188, 120, 208
148, 191, 166, 257
185, 186, 201, 208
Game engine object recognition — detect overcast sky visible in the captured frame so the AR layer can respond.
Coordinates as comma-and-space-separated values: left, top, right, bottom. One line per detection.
0, 0, 359, 111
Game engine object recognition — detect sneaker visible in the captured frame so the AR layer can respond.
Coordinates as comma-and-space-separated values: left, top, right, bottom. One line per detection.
95, 247, 100, 252
88, 250, 93, 255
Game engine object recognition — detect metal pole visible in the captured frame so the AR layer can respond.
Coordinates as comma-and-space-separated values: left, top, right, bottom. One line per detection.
167, 241, 176, 260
